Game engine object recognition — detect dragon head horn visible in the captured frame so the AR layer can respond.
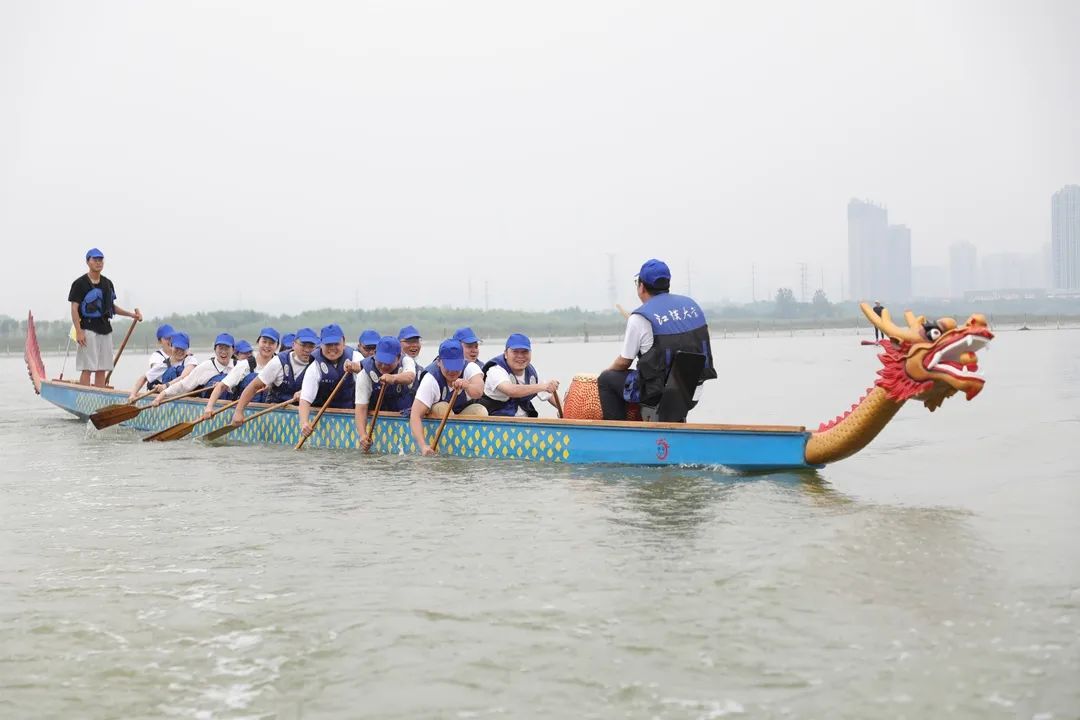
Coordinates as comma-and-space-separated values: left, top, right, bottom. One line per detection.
860, 302, 923, 343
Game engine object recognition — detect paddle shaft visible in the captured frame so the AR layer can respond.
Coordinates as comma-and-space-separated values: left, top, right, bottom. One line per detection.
431, 388, 460, 453
551, 388, 564, 419
364, 382, 388, 454
295, 373, 349, 450
105, 317, 139, 385
204, 398, 295, 441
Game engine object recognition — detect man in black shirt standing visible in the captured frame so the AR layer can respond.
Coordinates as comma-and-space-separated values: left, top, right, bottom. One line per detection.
67, 248, 142, 387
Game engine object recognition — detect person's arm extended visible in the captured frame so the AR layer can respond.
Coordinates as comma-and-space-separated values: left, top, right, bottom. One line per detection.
354, 404, 371, 450
70, 302, 86, 347
299, 399, 314, 436
112, 303, 143, 322
465, 372, 484, 400
155, 363, 204, 402
607, 357, 632, 372
409, 399, 433, 455
129, 374, 148, 399
496, 379, 558, 399
201, 381, 231, 420
231, 378, 268, 425
387, 369, 415, 385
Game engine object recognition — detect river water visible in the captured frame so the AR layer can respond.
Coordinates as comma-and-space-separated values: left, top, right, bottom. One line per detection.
2, 330, 1078, 719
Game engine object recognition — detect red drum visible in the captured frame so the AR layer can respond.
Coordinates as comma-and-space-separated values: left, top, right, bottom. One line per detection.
563, 373, 641, 421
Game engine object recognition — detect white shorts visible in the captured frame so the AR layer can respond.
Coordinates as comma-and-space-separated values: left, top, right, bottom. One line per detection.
76, 330, 114, 372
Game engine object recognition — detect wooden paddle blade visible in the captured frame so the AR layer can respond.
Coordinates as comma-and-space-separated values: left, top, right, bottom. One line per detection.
90, 403, 142, 430
157, 422, 197, 442
202, 423, 239, 442
142, 421, 190, 442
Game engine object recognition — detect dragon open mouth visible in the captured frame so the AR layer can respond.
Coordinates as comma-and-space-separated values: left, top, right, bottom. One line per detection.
924, 331, 992, 382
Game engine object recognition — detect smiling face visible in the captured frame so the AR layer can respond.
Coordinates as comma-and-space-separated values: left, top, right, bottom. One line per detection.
214, 344, 232, 363
461, 341, 479, 363
505, 348, 531, 373
171, 346, 188, 363
294, 340, 316, 364
321, 342, 344, 362
400, 338, 421, 358
257, 337, 277, 358
358, 344, 376, 358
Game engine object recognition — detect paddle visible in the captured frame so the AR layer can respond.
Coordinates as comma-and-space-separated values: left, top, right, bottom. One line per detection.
90, 386, 210, 430
616, 303, 629, 319
143, 399, 241, 442
551, 387, 564, 419
363, 382, 388, 454
430, 387, 460, 453
104, 317, 139, 386
202, 397, 296, 442
90, 390, 157, 422
295, 373, 349, 450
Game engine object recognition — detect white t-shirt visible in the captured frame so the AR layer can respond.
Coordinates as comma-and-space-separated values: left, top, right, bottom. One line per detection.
220, 354, 271, 390
257, 352, 311, 390
354, 356, 418, 406
161, 356, 234, 397
483, 363, 550, 416
146, 348, 170, 383
620, 314, 655, 360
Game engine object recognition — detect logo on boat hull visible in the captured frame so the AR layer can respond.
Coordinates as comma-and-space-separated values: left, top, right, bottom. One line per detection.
656, 438, 669, 460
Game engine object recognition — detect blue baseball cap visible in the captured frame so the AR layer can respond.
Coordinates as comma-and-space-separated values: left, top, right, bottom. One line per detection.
505, 333, 532, 350
295, 327, 319, 345
155, 323, 175, 340
398, 325, 421, 340
319, 323, 345, 344
214, 333, 235, 348
281, 332, 296, 347
438, 339, 466, 372
374, 336, 401, 365
234, 340, 253, 354
257, 327, 280, 344
359, 329, 380, 347
637, 258, 671, 285
169, 331, 190, 350
453, 327, 480, 344
85, 247, 104, 260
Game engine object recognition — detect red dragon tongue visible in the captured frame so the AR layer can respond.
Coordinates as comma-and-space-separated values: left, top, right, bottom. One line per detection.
964, 382, 985, 401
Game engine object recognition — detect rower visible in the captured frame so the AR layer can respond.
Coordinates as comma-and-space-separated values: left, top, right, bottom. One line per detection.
353, 336, 417, 451
298, 324, 361, 438
479, 333, 559, 417
152, 332, 236, 405
152, 331, 197, 389
280, 332, 296, 352
452, 327, 486, 405
234, 340, 254, 363
200, 327, 279, 421
357, 329, 379, 358
229, 327, 318, 427
398, 325, 423, 371
411, 339, 469, 455
127, 323, 174, 399
598, 258, 716, 421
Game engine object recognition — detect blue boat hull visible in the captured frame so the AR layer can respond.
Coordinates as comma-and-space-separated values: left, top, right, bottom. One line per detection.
39, 380, 813, 470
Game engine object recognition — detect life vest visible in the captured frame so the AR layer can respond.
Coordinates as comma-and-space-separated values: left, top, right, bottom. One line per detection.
79, 282, 114, 320
156, 357, 187, 386
227, 356, 268, 403
311, 347, 356, 409
479, 355, 539, 417
418, 361, 471, 413
632, 293, 717, 407
145, 349, 170, 389
266, 350, 310, 403
359, 356, 416, 413
200, 358, 233, 398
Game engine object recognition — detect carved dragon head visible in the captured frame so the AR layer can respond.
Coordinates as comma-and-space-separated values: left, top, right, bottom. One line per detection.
860, 302, 994, 411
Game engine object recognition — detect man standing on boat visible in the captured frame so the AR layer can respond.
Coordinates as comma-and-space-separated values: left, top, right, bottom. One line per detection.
67, 247, 142, 387
597, 259, 716, 422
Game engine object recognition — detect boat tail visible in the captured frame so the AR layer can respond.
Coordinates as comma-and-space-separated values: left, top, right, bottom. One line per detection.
25, 311, 45, 395
804, 304, 994, 466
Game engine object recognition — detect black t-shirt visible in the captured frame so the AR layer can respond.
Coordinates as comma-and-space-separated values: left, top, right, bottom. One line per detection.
68, 274, 116, 334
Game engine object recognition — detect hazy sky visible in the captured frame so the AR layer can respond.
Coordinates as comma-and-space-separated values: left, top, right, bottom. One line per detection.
3, 0, 1078, 320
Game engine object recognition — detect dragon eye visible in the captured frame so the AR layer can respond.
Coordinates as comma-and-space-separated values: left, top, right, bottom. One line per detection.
927, 327, 942, 341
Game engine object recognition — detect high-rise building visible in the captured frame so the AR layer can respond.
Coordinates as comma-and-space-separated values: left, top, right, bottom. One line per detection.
979, 252, 1044, 290
847, 199, 912, 302
949, 241, 977, 298
912, 265, 949, 298
1051, 185, 1080, 290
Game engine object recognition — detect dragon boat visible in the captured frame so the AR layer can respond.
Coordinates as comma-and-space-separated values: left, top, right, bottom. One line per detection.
24, 306, 993, 470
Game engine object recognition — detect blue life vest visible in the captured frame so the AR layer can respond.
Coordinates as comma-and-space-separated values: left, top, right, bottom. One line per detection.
266, 350, 310, 403
311, 347, 356, 409
632, 293, 716, 407
157, 357, 187, 386
479, 355, 539, 417
200, 358, 233, 398
227, 356, 268, 402
419, 361, 471, 413
79, 284, 113, 320
359, 356, 416, 414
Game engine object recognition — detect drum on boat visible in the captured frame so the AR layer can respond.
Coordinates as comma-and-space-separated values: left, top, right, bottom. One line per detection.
562, 373, 641, 421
